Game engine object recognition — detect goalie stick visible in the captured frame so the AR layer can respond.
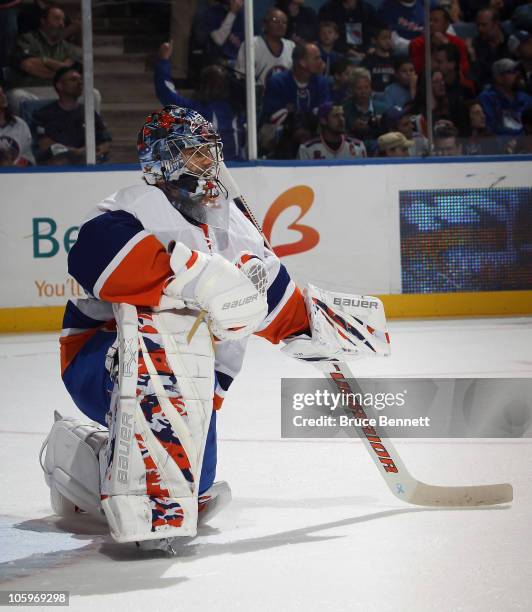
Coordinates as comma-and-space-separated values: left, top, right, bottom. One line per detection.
325, 360, 513, 506
216, 163, 514, 507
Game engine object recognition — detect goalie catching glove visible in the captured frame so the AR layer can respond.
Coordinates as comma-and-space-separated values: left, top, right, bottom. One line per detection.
162, 244, 268, 341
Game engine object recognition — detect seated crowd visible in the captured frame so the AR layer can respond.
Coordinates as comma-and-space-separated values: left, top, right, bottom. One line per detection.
1, 0, 531, 165
158, 0, 532, 160
0, 1, 110, 167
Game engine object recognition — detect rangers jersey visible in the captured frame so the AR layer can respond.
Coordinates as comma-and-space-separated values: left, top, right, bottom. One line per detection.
61, 184, 309, 410
297, 135, 367, 160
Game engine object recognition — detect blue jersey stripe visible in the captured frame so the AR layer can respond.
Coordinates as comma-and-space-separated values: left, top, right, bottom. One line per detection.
68, 210, 144, 295
215, 371, 234, 392
62, 300, 109, 330
267, 264, 291, 314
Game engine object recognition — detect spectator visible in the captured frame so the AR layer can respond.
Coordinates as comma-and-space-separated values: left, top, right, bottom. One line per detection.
298, 102, 366, 159
471, 8, 508, 89
446, 0, 463, 24
377, 131, 412, 157
409, 7, 469, 77
272, 110, 317, 159
382, 58, 417, 108
318, 21, 341, 77
460, 0, 513, 23
18, 0, 80, 42
187, 3, 212, 82
6, 5, 92, 114
377, 0, 426, 55
487, 0, 515, 22
235, 8, 295, 87
509, 106, 532, 154
508, 30, 532, 95
432, 43, 475, 131
382, 105, 428, 155
261, 43, 330, 127
169, 0, 198, 87
0, 0, 20, 76
330, 56, 353, 104
17, 0, 49, 34
432, 43, 475, 92
34, 66, 111, 165
155, 42, 244, 160
511, 4, 532, 33
479, 58, 532, 137
433, 122, 462, 155
362, 25, 395, 93
342, 67, 387, 151
205, 0, 244, 65
276, 0, 319, 44
410, 70, 458, 131
318, 0, 382, 59
0, 83, 34, 165
460, 99, 500, 155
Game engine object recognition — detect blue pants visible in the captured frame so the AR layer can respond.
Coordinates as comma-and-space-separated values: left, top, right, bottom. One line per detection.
62, 330, 217, 494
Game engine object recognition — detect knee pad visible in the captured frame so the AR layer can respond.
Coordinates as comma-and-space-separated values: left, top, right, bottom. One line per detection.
40, 411, 108, 520
101, 305, 215, 543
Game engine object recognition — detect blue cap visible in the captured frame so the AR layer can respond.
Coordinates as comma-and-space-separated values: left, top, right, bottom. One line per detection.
318, 102, 335, 121
382, 106, 409, 130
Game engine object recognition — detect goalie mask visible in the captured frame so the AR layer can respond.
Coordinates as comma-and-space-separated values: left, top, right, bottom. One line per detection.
137, 106, 228, 227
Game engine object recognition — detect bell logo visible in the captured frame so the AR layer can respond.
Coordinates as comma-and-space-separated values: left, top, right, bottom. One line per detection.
262, 186, 320, 257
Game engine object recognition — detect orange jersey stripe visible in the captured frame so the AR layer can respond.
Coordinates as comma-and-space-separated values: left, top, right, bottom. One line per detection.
60, 329, 99, 376
213, 393, 224, 410
186, 250, 199, 269
99, 234, 171, 305
255, 286, 309, 344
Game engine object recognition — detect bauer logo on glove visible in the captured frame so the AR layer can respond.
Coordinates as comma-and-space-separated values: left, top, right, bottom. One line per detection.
222, 293, 259, 310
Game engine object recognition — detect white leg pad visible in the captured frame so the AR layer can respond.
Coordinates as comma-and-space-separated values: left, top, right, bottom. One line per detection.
41, 414, 108, 520
101, 304, 215, 543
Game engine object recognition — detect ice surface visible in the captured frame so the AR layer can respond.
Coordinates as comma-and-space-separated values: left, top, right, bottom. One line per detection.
0, 318, 531, 611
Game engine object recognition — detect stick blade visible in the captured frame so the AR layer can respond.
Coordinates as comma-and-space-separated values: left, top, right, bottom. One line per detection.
407, 482, 513, 507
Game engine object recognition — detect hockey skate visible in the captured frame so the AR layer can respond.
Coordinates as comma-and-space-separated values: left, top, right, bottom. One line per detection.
135, 480, 232, 554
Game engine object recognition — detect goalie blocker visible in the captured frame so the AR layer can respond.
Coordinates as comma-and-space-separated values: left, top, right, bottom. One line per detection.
282, 284, 391, 362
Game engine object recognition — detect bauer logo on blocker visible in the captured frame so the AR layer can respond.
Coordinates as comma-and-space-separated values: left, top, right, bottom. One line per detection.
333, 297, 378, 309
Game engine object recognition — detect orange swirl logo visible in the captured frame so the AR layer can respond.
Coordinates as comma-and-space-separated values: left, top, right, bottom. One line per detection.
262, 186, 320, 257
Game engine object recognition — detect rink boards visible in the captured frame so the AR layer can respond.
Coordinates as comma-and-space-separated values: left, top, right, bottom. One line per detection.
0, 157, 531, 331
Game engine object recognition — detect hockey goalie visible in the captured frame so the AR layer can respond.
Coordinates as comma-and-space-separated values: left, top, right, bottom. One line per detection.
41, 105, 390, 550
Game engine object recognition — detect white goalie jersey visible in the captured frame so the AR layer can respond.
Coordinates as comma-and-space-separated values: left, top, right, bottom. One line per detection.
61, 182, 310, 411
